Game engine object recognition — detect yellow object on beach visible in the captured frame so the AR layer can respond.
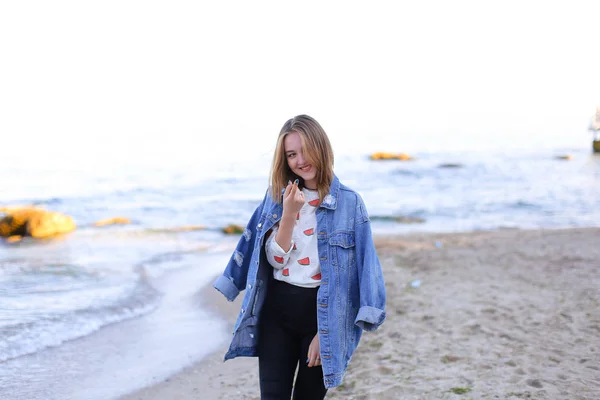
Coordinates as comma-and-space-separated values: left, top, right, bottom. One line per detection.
93, 217, 132, 227
0, 205, 35, 214
555, 155, 572, 160
0, 208, 76, 238
165, 225, 206, 232
369, 152, 413, 161
6, 235, 22, 243
222, 224, 245, 234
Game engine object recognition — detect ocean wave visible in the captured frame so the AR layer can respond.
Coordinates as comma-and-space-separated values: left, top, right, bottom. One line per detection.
0, 278, 160, 363
510, 200, 542, 209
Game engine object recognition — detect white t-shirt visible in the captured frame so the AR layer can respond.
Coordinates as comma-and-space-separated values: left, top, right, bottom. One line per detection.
265, 188, 321, 288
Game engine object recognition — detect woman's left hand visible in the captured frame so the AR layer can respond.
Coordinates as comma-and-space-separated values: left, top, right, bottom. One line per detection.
307, 333, 321, 367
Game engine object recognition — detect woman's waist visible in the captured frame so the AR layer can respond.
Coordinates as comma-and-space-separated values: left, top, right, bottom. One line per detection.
269, 277, 320, 295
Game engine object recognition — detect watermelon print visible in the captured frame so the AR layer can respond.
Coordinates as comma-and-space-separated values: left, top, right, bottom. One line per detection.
308, 199, 319, 207
297, 257, 310, 265
264, 196, 321, 286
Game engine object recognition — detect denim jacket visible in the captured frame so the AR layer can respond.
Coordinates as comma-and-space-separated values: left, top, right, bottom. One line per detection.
213, 175, 386, 388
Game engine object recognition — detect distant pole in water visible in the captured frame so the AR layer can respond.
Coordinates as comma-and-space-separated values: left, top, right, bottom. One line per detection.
589, 106, 600, 153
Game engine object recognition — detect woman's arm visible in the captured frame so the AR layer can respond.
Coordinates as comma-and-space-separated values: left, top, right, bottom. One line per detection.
265, 225, 294, 269
275, 180, 304, 252
353, 196, 387, 331
213, 190, 268, 302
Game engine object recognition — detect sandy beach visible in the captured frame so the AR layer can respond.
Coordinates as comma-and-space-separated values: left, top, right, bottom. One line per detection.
120, 227, 600, 400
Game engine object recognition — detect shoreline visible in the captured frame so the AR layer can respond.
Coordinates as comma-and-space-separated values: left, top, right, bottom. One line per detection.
118, 268, 255, 400
120, 226, 600, 400
0, 250, 234, 400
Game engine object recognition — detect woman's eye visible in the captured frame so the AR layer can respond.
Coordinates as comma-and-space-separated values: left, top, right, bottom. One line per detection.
287, 153, 295, 158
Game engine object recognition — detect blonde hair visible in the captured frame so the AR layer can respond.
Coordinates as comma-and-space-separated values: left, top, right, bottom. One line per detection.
269, 115, 334, 204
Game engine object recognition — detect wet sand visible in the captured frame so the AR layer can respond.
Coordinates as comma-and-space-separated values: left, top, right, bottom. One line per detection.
120, 228, 600, 400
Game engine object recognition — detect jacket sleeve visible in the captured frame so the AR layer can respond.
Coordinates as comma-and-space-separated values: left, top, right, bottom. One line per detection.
213, 190, 268, 302
353, 196, 387, 331
265, 224, 294, 270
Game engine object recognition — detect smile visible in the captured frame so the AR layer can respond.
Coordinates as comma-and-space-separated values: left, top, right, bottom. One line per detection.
299, 165, 312, 172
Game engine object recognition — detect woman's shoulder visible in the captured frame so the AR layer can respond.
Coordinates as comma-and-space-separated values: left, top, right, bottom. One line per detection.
334, 179, 370, 223
259, 186, 280, 210
336, 181, 365, 204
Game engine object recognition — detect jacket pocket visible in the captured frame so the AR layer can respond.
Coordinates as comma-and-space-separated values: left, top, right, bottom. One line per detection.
329, 232, 355, 269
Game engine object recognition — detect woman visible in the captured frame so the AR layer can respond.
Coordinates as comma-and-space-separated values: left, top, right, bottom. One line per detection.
213, 114, 386, 399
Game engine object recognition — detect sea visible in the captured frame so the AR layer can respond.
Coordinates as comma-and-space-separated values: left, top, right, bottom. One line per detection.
1, 141, 599, 399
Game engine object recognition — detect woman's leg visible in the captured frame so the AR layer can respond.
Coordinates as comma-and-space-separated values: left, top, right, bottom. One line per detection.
258, 282, 300, 399
258, 279, 326, 399
258, 310, 298, 399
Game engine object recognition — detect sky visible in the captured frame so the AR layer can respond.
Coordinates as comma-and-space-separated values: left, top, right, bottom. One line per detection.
1, 0, 599, 166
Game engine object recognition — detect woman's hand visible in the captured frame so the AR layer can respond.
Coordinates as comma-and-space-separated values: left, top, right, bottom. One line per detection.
307, 333, 321, 368
283, 179, 305, 217
275, 180, 303, 253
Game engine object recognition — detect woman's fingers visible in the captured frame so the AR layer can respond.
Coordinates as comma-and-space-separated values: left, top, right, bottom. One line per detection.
307, 354, 321, 367
284, 179, 308, 214
288, 180, 303, 203
307, 346, 315, 367
307, 334, 321, 368
283, 180, 292, 198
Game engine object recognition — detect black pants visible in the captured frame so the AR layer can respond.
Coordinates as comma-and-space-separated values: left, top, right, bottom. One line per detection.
258, 278, 328, 400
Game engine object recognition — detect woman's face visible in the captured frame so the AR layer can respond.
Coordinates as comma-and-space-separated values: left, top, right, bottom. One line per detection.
284, 132, 318, 190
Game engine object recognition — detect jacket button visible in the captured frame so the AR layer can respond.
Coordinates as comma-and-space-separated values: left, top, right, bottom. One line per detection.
272, 214, 277, 218
241, 308, 245, 313
248, 284, 252, 289
257, 223, 262, 228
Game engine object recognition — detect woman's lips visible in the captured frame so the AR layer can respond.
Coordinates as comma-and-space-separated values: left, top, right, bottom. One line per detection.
299, 165, 312, 173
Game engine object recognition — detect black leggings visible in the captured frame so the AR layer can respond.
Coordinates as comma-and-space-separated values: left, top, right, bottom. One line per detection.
258, 278, 328, 400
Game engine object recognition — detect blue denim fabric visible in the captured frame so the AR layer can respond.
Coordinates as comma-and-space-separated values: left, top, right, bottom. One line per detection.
213, 175, 386, 389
